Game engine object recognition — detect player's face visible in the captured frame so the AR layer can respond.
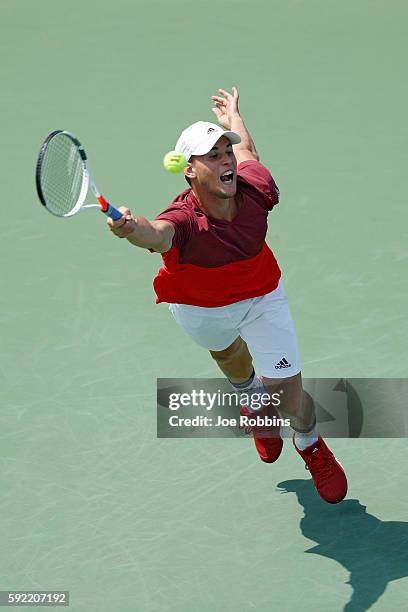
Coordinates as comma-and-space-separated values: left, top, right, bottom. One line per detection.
189, 136, 237, 199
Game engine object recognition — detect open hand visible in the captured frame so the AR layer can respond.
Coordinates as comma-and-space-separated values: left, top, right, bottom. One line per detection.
211, 87, 240, 130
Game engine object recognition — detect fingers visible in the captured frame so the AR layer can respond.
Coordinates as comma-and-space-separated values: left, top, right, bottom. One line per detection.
213, 103, 225, 115
106, 207, 135, 238
212, 87, 239, 108
109, 217, 134, 238
106, 211, 127, 227
211, 87, 239, 128
107, 215, 125, 228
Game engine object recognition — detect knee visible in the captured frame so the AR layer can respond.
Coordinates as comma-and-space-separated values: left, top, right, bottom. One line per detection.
210, 337, 244, 365
261, 372, 303, 410
261, 372, 302, 390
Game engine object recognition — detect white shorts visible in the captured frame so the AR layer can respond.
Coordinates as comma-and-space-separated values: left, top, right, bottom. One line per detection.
169, 279, 301, 378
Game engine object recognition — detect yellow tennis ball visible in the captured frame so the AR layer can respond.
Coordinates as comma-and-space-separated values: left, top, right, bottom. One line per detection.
163, 151, 188, 174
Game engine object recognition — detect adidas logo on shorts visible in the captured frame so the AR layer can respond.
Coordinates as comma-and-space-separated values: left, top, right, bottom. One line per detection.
275, 357, 291, 369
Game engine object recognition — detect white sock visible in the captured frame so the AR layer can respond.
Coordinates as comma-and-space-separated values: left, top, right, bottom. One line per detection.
294, 428, 318, 451
229, 370, 261, 392
229, 371, 264, 411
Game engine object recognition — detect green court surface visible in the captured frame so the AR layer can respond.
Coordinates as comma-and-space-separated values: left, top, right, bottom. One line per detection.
1, 1, 407, 610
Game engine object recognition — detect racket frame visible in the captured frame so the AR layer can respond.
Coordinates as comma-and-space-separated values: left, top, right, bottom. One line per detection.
36, 130, 122, 220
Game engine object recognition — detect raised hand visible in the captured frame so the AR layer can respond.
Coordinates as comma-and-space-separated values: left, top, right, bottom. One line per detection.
211, 87, 240, 130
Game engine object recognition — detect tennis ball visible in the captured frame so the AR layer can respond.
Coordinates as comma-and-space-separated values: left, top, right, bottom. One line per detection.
163, 151, 188, 174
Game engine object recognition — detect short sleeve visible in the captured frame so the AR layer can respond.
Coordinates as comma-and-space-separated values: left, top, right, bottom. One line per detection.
238, 160, 279, 210
155, 204, 198, 250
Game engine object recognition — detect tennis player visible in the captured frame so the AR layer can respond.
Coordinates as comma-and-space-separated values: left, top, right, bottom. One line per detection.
107, 87, 347, 504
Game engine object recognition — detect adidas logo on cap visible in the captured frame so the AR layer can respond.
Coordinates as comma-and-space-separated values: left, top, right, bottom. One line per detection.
275, 357, 291, 369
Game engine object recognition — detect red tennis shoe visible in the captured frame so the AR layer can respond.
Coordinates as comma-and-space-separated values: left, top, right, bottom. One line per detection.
240, 406, 283, 463
293, 435, 347, 504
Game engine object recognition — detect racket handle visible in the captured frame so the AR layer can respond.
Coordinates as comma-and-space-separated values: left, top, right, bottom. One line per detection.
104, 204, 123, 221
97, 196, 123, 221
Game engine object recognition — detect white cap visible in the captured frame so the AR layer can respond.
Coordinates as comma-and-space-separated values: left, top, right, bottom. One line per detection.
175, 121, 241, 161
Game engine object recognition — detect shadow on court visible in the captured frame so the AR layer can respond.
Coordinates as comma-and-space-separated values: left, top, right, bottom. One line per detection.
277, 479, 408, 611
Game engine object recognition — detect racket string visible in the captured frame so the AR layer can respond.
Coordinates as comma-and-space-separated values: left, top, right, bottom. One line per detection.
40, 134, 86, 216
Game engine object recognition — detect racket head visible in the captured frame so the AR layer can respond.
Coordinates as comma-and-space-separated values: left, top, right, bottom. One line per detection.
35, 130, 90, 217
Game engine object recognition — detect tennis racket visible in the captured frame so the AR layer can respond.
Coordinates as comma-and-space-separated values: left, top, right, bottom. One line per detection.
35, 130, 122, 220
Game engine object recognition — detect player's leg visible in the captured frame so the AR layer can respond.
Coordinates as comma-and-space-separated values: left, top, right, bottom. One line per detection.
210, 335, 284, 464
236, 281, 312, 431
210, 337, 264, 408
210, 336, 284, 462
169, 302, 257, 386
209, 336, 253, 383
168, 302, 269, 449
238, 280, 347, 503
261, 372, 316, 434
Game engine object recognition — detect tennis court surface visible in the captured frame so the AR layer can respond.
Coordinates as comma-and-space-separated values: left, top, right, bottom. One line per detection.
1, 1, 407, 610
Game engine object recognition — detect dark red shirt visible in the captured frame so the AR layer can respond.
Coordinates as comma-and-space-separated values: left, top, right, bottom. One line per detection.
153, 160, 281, 307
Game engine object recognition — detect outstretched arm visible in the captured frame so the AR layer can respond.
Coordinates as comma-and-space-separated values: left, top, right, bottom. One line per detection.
106, 207, 175, 253
211, 87, 259, 163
